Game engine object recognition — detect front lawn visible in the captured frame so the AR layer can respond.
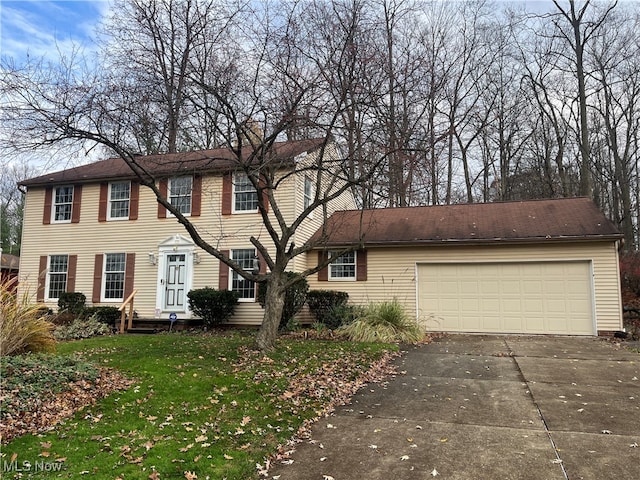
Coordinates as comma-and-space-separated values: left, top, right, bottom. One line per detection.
2, 331, 397, 479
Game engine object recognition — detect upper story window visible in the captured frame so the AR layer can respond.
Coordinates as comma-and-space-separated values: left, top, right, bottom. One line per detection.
169, 176, 193, 215
103, 253, 126, 301
230, 248, 256, 301
233, 173, 258, 213
108, 181, 130, 220
304, 176, 314, 210
53, 186, 74, 223
329, 251, 356, 280
47, 254, 68, 299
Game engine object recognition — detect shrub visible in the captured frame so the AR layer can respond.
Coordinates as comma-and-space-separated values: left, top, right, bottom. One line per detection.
306, 290, 349, 328
326, 303, 364, 329
187, 288, 239, 327
82, 306, 121, 325
338, 298, 423, 343
257, 272, 309, 330
53, 317, 112, 341
48, 310, 76, 326
0, 279, 56, 356
58, 292, 86, 315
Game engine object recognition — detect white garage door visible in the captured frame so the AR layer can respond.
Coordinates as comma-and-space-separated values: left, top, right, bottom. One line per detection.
417, 261, 594, 335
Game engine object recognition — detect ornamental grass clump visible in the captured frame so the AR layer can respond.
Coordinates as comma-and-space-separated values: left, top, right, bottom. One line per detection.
338, 298, 423, 343
0, 279, 56, 356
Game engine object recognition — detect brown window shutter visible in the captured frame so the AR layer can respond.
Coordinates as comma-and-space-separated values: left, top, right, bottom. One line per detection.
98, 183, 108, 222
257, 250, 267, 274
222, 173, 232, 216
43, 187, 52, 225
92, 254, 103, 303
259, 176, 269, 214
124, 253, 136, 298
318, 251, 328, 281
191, 175, 202, 216
158, 179, 168, 218
71, 185, 82, 223
219, 250, 230, 290
67, 255, 78, 292
356, 250, 367, 281
37, 255, 48, 301
129, 182, 139, 220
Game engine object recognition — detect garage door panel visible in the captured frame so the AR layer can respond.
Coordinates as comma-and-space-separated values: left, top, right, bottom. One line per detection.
418, 261, 593, 335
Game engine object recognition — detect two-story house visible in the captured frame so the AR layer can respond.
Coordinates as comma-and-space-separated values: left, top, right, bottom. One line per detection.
18, 138, 625, 336
17, 138, 354, 325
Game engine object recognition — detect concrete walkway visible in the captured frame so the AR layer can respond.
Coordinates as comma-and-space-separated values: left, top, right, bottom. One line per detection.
268, 336, 640, 480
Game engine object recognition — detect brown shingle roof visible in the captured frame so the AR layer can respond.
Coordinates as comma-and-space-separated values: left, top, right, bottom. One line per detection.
19, 138, 325, 187
310, 198, 621, 246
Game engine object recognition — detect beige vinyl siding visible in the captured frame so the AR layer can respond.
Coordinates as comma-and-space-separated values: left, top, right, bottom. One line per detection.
290, 148, 357, 273
306, 242, 622, 334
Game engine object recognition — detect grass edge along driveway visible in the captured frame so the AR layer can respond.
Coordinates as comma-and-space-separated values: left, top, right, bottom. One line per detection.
2, 331, 398, 479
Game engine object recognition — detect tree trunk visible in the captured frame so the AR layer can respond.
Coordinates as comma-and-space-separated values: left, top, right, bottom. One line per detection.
255, 270, 286, 352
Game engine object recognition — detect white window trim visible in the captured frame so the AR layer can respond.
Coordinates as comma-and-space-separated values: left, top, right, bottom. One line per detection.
45, 254, 68, 300
229, 248, 256, 302
232, 172, 259, 214
168, 176, 193, 217
107, 181, 131, 221
51, 186, 73, 224
328, 251, 357, 281
101, 252, 126, 302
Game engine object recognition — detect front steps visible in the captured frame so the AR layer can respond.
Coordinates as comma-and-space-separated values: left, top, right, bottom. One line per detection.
122, 317, 204, 334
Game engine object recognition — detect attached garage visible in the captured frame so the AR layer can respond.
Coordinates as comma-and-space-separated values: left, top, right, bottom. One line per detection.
308, 197, 624, 336
417, 261, 594, 335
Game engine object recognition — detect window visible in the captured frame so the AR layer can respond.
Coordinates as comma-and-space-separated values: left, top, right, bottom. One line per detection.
108, 181, 130, 220
103, 253, 126, 300
169, 176, 193, 215
47, 255, 68, 299
233, 173, 258, 213
329, 251, 356, 280
304, 176, 314, 210
230, 249, 256, 300
53, 186, 73, 223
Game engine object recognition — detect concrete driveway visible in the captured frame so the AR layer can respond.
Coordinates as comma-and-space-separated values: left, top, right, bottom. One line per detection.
268, 336, 640, 479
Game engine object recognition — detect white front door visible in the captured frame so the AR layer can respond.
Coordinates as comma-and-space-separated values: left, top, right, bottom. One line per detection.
163, 253, 187, 311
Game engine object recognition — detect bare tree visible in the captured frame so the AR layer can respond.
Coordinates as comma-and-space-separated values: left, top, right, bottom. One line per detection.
99, 0, 240, 153
550, 0, 618, 197
0, 0, 387, 351
590, 6, 640, 248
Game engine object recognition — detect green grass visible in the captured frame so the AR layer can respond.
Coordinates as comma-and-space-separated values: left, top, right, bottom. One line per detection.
2, 331, 395, 479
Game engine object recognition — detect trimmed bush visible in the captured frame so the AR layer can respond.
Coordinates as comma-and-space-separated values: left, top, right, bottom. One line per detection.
53, 317, 111, 341
338, 298, 423, 343
0, 279, 56, 356
187, 288, 239, 327
306, 290, 349, 329
58, 292, 86, 315
82, 306, 121, 325
257, 272, 309, 330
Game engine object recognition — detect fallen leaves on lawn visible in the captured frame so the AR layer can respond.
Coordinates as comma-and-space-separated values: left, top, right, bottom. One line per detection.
1, 368, 134, 443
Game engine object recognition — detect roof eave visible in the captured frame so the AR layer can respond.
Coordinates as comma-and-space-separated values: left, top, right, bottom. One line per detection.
311, 234, 624, 249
